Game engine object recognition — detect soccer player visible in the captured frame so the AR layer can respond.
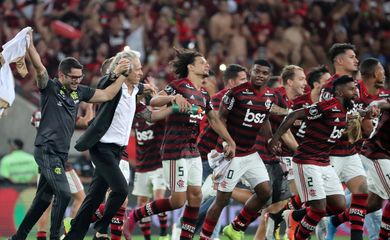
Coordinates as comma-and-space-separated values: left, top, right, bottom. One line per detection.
320, 43, 368, 240
360, 98, 390, 240
9, 30, 126, 240
335, 58, 389, 240
255, 65, 306, 239
200, 59, 276, 240
126, 48, 236, 240
269, 75, 358, 240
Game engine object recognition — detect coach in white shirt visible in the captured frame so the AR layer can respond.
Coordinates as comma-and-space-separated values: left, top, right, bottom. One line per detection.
64, 49, 147, 240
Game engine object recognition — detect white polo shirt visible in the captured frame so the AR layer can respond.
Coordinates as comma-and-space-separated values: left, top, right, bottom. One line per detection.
100, 83, 139, 146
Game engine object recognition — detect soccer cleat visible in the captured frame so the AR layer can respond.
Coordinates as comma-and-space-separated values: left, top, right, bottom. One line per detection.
325, 217, 337, 240
222, 224, 244, 240
123, 209, 136, 240
315, 217, 328, 240
63, 217, 72, 235
282, 210, 298, 240
171, 222, 181, 240
158, 235, 170, 240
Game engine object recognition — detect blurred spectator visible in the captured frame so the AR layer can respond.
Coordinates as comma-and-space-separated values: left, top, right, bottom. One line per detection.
71, 151, 94, 184
0, 139, 38, 184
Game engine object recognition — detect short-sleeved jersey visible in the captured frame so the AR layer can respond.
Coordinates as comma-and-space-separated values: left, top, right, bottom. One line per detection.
293, 98, 348, 166
133, 103, 164, 172
217, 82, 275, 156
35, 78, 95, 154
362, 103, 390, 160
161, 78, 212, 161
319, 74, 357, 156
353, 81, 390, 151
197, 88, 228, 161
292, 92, 313, 144
269, 86, 294, 157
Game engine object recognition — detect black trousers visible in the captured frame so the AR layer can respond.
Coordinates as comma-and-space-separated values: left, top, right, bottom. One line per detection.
64, 142, 128, 239
13, 146, 71, 240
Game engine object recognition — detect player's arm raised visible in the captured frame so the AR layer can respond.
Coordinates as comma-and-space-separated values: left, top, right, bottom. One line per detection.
27, 30, 48, 89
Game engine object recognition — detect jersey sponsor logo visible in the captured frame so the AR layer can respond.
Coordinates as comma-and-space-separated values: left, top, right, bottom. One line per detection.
331, 106, 341, 112
190, 95, 195, 100
247, 100, 253, 105
335, 117, 340, 122
243, 109, 266, 127
328, 126, 345, 143
296, 121, 307, 138
135, 129, 154, 144
307, 105, 322, 120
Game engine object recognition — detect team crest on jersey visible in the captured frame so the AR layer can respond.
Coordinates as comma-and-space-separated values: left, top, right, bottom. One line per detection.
177, 179, 185, 188
70, 91, 79, 104
265, 98, 272, 110
309, 189, 317, 197
322, 91, 332, 101
164, 85, 175, 95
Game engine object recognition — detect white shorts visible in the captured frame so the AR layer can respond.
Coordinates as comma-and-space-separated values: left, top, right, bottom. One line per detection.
360, 155, 390, 200
280, 156, 294, 181
218, 152, 269, 193
162, 157, 203, 192
293, 162, 344, 202
65, 169, 84, 194
330, 154, 366, 183
119, 159, 130, 184
132, 168, 166, 198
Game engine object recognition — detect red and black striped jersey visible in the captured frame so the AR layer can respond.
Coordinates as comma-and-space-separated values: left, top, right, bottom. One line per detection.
362, 103, 390, 160
133, 103, 164, 172
197, 88, 228, 161
353, 81, 390, 152
269, 86, 294, 157
217, 82, 275, 156
293, 98, 348, 166
293, 92, 313, 144
319, 74, 357, 157
161, 78, 212, 161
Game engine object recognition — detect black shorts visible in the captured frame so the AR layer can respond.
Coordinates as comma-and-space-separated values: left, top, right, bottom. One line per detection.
265, 162, 291, 204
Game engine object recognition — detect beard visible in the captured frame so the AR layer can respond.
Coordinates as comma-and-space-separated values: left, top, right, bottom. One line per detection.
344, 98, 355, 110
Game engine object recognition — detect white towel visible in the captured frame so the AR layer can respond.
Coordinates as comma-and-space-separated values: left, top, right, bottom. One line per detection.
0, 27, 32, 117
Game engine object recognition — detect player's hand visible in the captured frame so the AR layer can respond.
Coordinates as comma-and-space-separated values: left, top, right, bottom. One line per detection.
173, 94, 192, 113
143, 83, 157, 96
223, 141, 236, 160
113, 58, 130, 78
268, 138, 282, 155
